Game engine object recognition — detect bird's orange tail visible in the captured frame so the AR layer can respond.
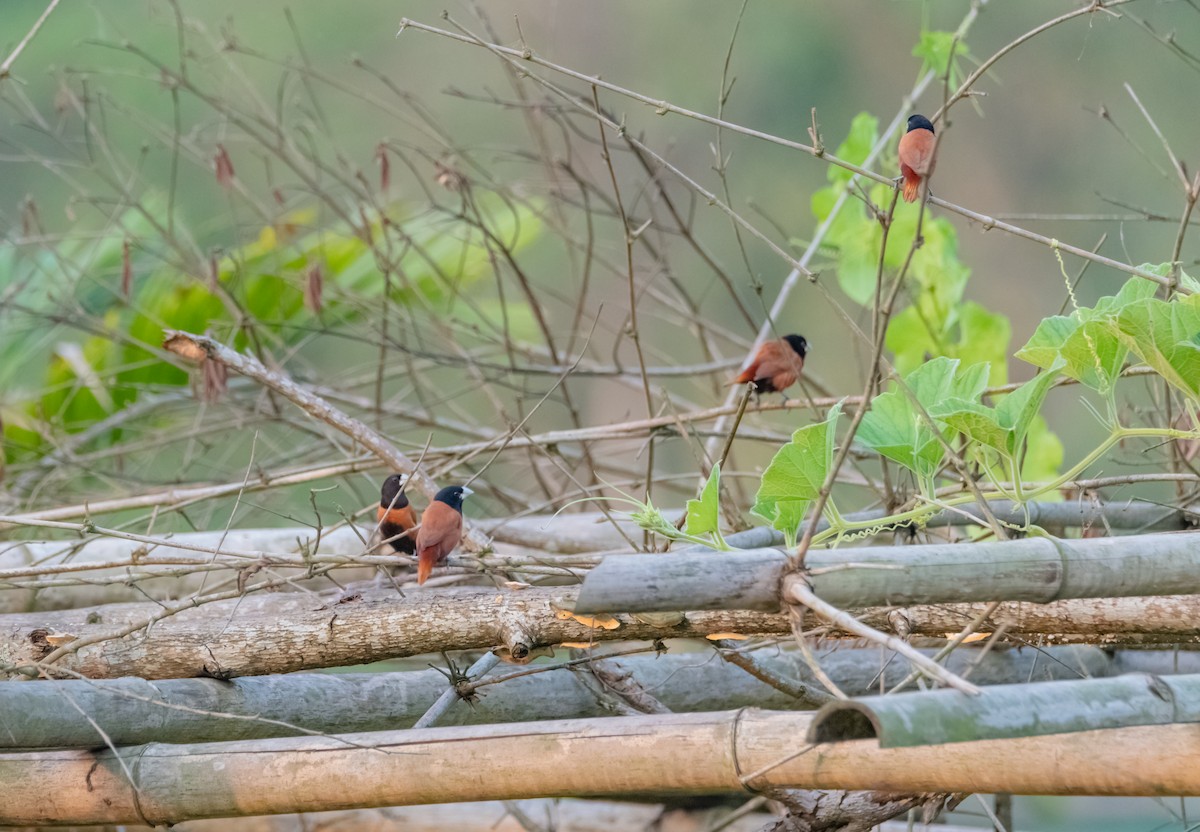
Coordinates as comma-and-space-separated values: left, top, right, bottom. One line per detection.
417, 551, 437, 584
902, 171, 921, 203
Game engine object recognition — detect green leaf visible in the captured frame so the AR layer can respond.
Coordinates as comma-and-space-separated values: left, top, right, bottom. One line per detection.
912, 30, 970, 85
885, 305, 940, 376
996, 366, 1063, 454
858, 358, 988, 481
857, 388, 945, 480
685, 465, 722, 538
1060, 320, 1125, 393
1115, 294, 1200, 401
749, 499, 809, 549
908, 218, 971, 325
1017, 277, 1156, 393
934, 399, 1010, 455
828, 112, 878, 185
954, 302, 1012, 387
1021, 414, 1064, 487
1132, 262, 1200, 296
1017, 316, 1077, 371
1091, 274, 1159, 316
752, 403, 842, 541
833, 221, 883, 305
884, 218, 986, 375
931, 365, 1063, 459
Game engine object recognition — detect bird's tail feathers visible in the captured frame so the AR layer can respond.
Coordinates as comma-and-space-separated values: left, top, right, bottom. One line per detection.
417, 551, 437, 585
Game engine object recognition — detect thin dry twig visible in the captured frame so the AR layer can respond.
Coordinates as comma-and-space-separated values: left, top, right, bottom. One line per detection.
783, 578, 983, 695
161, 329, 489, 550
0, 0, 63, 80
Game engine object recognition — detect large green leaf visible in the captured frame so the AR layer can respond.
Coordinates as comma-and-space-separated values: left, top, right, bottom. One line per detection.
752, 403, 842, 543
1017, 316, 1077, 371
934, 399, 1010, 455
1115, 294, 1200, 401
908, 218, 971, 323
996, 365, 1064, 454
1092, 274, 1159, 316
1017, 277, 1158, 393
857, 358, 988, 480
932, 365, 1063, 458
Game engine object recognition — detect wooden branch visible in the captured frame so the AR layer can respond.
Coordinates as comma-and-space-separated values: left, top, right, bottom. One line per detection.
161, 330, 488, 550
7, 578, 1200, 681
0, 456, 382, 531
576, 531, 1200, 613
810, 672, 1200, 748
5, 710, 1200, 824
764, 789, 952, 832
1, 495, 1181, 613
0, 586, 785, 680
11, 573, 1200, 682
5, 645, 1173, 748
856, 595, 1200, 641
712, 640, 834, 709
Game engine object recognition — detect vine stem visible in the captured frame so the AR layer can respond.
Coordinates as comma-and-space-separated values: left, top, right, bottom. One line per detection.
812, 425, 1200, 543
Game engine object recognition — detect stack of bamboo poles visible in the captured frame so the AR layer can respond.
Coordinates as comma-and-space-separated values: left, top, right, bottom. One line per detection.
4, 506, 1200, 828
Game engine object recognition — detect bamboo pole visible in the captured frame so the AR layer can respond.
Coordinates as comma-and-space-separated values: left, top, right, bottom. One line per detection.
809, 672, 1200, 748
4, 710, 1200, 825
105, 801, 992, 832
0, 518, 608, 614
0, 525, 380, 614
0, 500, 1183, 613
575, 531, 1200, 613
705, 497, 1189, 551
5, 645, 1174, 749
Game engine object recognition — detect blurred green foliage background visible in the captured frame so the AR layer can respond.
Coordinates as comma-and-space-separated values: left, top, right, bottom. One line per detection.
3, 3, 1200, 825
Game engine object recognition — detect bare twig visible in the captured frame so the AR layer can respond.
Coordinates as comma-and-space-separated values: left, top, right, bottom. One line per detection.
783, 578, 982, 695
161, 330, 489, 550
412, 651, 500, 729
0, 0, 62, 80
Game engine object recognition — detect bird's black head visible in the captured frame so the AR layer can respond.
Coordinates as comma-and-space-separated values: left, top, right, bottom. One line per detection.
433, 485, 474, 513
783, 334, 808, 358
380, 475, 409, 509
906, 114, 935, 134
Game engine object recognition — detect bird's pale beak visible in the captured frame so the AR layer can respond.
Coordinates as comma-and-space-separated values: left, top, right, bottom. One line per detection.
462, 486, 475, 498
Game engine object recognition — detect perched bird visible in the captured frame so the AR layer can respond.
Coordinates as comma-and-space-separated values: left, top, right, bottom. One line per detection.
733, 334, 808, 398
376, 474, 418, 555
414, 485, 473, 585
898, 114, 936, 203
